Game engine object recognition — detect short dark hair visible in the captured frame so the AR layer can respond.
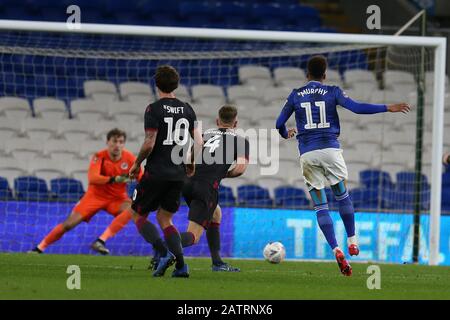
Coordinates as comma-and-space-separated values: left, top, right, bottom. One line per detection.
218, 105, 238, 124
307, 55, 327, 79
155, 65, 179, 93
107, 128, 127, 142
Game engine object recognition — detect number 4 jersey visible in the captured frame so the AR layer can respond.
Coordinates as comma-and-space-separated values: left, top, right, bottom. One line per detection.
144, 97, 197, 181
276, 80, 387, 155
193, 128, 250, 186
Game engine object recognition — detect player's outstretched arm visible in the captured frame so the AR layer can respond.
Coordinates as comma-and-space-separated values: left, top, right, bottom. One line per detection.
387, 103, 411, 114
336, 87, 403, 115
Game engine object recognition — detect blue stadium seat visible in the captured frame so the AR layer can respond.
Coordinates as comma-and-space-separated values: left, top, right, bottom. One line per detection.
395, 172, 430, 208
107, 0, 137, 11
218, 185, 236, 207
51, 178, 85, 202
327, 50, 368, 72
81, 11, 108, 24
349, 188, 380, 211
311, 27, 338, 33
383, 186, 431, 211
237, 184, 273, 207
14, 176, 51, 201
342, 50, 368, 71
215, 2, 249, 20
146, 0, 181, 15
199, 60, 238, 86
251, 3, 284, 21
179, 1, 212, 18
0, 177, 14, 200
178, 0, 217, 27
274, 186, 310, 208
396, 171, 428, 186
286, 5, 321, 28
359, 169, 394, 190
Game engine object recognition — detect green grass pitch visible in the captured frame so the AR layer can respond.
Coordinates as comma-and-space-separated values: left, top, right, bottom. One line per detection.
1, 253, 449, 299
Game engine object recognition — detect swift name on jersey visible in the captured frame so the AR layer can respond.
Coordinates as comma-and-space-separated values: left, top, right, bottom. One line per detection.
163, 105, 184, 114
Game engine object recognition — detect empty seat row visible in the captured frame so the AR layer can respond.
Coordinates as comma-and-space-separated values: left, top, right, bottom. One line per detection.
0, 1, 320, 30
2, 70, 448, 122
0, 120, 146, 145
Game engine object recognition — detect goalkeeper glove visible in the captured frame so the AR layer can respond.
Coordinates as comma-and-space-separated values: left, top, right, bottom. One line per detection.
109, 175, 131, 184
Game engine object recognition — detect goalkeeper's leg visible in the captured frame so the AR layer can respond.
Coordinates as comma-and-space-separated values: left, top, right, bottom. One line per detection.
91, 200, 133, 255
331, 180, 359, 256
30, 196, 103, 253
31, 211, 85, 253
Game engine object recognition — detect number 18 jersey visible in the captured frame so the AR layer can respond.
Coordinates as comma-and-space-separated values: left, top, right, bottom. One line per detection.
144, 97, 197, 181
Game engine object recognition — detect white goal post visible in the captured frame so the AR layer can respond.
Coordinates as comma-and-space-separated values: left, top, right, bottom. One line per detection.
0, 19, 446, 266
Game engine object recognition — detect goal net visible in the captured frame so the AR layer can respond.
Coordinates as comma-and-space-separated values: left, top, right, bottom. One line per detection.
0, 22, 446, 265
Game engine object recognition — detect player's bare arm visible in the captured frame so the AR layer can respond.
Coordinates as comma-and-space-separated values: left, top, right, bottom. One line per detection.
130, 130, 157, 179
186, 127, 204, 177
226, 157, 249, 178
186, 144, 196, 177
387, 103, 411, 113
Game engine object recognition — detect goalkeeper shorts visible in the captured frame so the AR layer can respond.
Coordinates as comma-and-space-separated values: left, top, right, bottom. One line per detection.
73, 192, 131, 222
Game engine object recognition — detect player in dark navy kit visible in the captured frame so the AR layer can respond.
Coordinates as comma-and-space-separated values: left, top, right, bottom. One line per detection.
179, 105, 249, 272
276, 55, 410, 276
128, 65, 203, 278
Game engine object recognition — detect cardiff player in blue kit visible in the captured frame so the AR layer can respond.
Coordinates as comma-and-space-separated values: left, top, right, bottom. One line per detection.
276, 55, 410, 276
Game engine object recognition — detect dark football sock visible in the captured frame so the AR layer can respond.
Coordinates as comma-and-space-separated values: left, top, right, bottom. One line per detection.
207, 222, 223, 265
316, 205, 338, 250
136, 217, 167, 256
164, 225, 184, 269
180, 232, 195, 248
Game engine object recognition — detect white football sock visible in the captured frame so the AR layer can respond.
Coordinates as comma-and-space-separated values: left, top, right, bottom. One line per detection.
332, 247, 341, 254
347, 235, 358, 246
